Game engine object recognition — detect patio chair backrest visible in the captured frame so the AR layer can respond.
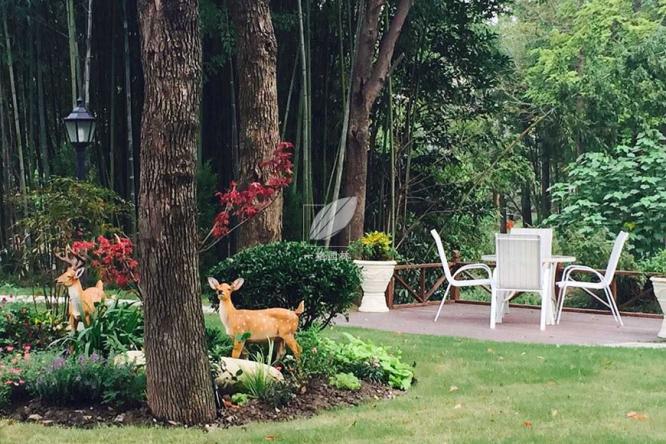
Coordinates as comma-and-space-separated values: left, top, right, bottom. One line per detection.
431, 229, 453, 281
511, 228, 553, 262
495, 234, 543, 291
603, 231, 629, 285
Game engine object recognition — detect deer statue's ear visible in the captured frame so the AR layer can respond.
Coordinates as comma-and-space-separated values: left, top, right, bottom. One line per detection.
75, 267, 85, 279
207, 277, 220, 290
232, 278, 245, 291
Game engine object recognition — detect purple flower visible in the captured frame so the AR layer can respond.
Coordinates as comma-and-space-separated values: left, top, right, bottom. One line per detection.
51, 356, 66, 370
89, 352, 102, 363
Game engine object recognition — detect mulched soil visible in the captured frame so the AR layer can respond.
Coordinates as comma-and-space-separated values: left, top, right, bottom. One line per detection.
1, 378, 396, 429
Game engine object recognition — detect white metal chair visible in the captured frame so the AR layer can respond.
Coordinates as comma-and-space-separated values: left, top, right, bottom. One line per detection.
511, 228, 553, 261
492, 234, 550, 330
431, 229, 492, 322
555, 231, 629, 326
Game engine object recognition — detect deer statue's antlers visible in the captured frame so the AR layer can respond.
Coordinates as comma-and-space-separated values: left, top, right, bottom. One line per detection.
54, 244, 87, 269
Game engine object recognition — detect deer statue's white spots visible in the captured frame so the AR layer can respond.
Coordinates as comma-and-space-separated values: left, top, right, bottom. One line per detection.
208, 277, 304, 360
55, 246, 106, 331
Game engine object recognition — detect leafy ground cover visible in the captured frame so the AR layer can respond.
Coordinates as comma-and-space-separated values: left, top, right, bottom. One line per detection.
2, 320, 666, 443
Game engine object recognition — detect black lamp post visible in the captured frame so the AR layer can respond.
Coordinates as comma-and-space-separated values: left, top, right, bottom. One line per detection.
64, 98, 96, 180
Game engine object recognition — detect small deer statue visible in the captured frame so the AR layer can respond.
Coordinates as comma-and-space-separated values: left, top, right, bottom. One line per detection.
207, 277, 304, 360
55, 246, 106, 331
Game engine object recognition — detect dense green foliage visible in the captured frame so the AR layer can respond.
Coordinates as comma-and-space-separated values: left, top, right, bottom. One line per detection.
640, 250, 666, 275
547, 131, 666, 257
328, 372, 361, 391
293, 329, 414, 391
53, 301, 144, 357
208, 242, 361, 328
0, 303, 65, 350
0, 350, 145, 409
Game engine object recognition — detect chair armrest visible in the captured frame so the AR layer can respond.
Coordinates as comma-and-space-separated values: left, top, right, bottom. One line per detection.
452, 263, 492, 280
560, 265, 605, 283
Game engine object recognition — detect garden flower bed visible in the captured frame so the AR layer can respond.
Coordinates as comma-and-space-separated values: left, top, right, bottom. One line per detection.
0, 299, 413, 429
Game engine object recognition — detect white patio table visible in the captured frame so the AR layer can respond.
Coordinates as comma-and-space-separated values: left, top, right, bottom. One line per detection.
481, 254, 576, 325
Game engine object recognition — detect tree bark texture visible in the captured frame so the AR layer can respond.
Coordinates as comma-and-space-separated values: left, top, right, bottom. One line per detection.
228, 0, 282, 248
341, 0, 412, 242
137, 0, 216, 424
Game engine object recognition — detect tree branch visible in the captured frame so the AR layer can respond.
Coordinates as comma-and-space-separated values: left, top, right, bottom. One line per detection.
366, 0, 413, 104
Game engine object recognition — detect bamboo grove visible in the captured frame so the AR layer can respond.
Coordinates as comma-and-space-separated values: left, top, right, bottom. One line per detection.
1, 0, 665, 268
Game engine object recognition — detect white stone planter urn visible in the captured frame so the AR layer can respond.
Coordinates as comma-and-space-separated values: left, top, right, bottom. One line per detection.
354, 260, 396, 313
651, 277, 666, 339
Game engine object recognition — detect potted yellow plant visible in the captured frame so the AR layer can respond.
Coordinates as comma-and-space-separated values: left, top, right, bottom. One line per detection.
643, 251, 666, 339
348, 231, 398, 312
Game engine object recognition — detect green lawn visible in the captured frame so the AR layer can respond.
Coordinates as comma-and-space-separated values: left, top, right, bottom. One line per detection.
2, 321, 666, 443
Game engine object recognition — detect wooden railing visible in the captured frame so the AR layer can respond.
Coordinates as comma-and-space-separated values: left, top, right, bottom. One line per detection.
384, 256, 662, 317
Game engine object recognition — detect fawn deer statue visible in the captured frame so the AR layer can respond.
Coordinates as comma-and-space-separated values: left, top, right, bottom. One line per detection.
207, 277, 304, 360
55, 246, 106, 331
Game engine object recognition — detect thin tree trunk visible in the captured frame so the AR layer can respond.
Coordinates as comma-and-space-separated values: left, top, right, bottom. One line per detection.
325, 0, 364, 247
3, 11, 27, 212
36, 26, 50, 181
83, 0, 93, 106
137, 0, 216, 425
0, 68, 10, 245
109, 0, 116, 191
540, 138, 551, 220
296, 0, 312, 235
521, 184, 533, 226
228, 0, 282, 248
123, 0, 137, 234
66, 0, 78, 105
341, 0, 412, 243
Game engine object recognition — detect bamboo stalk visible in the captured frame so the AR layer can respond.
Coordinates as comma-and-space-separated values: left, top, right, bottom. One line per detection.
66, 0, 77, 105
3, 11, 27, 212
83, 0, 93, 106
123, 0, 136, 234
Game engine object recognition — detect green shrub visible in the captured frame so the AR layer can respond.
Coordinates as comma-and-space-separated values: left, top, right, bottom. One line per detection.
53, 300, 143, 357
258, 381, 296, 408
208, 241, 361, 328
0, 303, 66, 350
294, 328, 336, 378
328, 372, 361, 391
1, 350, 145, 408
324, 333, 414, 390
231, 392, 250, 406
640, 249, 666, 274
206, 326, 233, 361
555, 228, 638, 270
30, 353, 145, 407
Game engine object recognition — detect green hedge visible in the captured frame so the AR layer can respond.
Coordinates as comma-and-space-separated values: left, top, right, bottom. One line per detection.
207, 242, 361, 329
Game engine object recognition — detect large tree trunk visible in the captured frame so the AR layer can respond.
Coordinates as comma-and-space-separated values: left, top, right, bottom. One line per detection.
228, 0, 282, 248
340, 0, 412, 243
137, 0, 216, 424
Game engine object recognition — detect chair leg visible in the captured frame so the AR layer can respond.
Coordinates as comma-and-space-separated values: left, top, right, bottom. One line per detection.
556, 285, 567, 325
539, 291, 547, 331
434, 283, 452, 322
604, 286, 624, 327
490, 287, 497, 329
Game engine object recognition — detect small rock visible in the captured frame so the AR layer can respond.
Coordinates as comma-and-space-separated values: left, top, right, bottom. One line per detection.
27, 414, 43, 421
113, 350, 146, 367
114, 414, 125, 423
41, 420, 54, 426
167, 420, 179, 426
83, 415, 92, 421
